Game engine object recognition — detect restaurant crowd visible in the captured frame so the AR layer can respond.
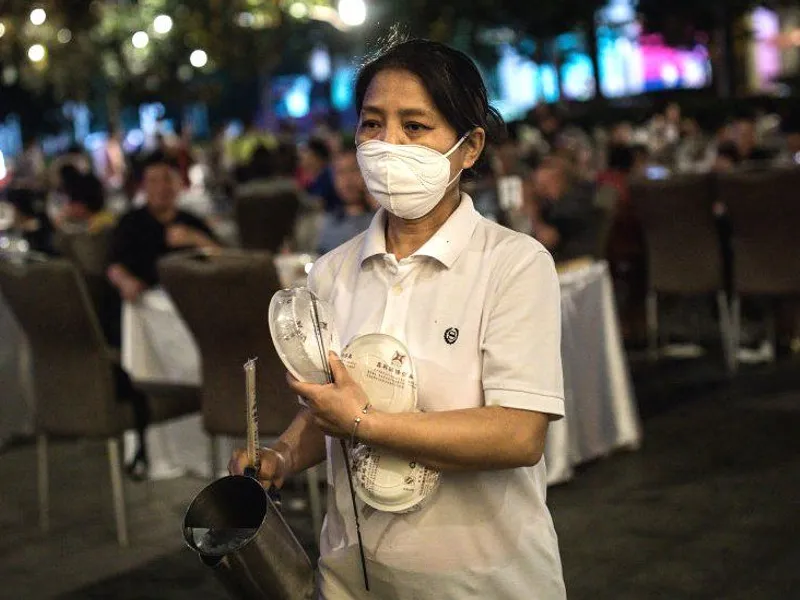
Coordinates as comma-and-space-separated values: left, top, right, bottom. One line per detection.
2, 100, 799, 472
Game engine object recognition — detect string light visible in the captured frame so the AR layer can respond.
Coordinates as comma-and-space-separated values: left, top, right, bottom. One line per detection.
289, 2, 308, 19
28, 44, 46, 63
153, 15, 173, 35
132, 31, 149, 49
57, 29, 72, 44
189, 49, 208, 68
30, 8, 47, 26
337, 0, 366, 27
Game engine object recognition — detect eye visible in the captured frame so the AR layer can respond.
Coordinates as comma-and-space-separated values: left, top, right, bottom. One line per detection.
359, 120, 380, 130
404, 122, 430, 134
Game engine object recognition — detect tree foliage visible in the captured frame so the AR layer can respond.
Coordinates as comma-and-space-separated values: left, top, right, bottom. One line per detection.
0, 0, 349, 113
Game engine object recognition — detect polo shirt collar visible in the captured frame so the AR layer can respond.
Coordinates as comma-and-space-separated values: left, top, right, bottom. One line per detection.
358, 193, 481, 269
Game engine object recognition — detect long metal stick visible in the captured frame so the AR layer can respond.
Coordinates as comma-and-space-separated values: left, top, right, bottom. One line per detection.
244, 358, 260, 478
340, 439, 369, 591
309, 294, 369, 591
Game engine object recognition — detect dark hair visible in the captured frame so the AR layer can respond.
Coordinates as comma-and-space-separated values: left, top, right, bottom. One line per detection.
7, 187, 44, 218
271, 142, 299, 176
247, 144, 274, 181
59, 164, 83, 192
607, 144, 635, 172
355, 37, 505, 145
67, 173, 106, 214
140, 150, 180, 173
717, 141, 741, 164
306, 138, 331, 162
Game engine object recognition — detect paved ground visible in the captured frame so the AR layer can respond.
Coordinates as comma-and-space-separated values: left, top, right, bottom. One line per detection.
1, 355, 798, 599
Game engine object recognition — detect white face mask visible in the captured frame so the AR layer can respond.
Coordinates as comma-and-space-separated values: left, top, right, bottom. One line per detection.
356, 133, 470, 220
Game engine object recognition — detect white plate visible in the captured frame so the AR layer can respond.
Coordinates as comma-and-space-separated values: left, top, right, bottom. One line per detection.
340, 333, 417, 414
352, 446, 441, 513
343, 333, 440, 513
268, 287, 340, 384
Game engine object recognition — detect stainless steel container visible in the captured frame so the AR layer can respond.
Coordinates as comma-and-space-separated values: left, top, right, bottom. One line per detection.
183, 474, 316, 600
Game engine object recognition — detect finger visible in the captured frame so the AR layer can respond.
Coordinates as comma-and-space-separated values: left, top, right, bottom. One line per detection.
286, 372, 324, 402
228, 450, 247, 475
328, 351, 352, 385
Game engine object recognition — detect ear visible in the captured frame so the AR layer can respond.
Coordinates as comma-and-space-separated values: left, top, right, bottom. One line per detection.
460, 128, 486, 170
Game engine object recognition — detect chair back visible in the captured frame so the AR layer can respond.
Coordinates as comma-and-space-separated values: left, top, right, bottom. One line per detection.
55, 229, 113, 276
235, 188, 301, 253
0, 257, 118, 436
718, 167, 800, 296
158, 250, 299, 437
632, 173, 723, 294
593, 184, 621, 257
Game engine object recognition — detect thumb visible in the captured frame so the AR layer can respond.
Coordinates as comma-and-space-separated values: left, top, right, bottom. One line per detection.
328, 350, 351, 385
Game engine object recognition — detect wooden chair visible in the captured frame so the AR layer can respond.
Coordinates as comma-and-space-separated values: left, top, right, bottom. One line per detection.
718, 167, 800, 370
235, 188, 301, 253
0, 256, 199, 546
632, 173, 733, 368
158, 249, 323, 543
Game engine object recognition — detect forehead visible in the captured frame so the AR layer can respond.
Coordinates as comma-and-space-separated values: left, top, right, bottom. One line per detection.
144, 164, 176, 177
361, 69, 439, 116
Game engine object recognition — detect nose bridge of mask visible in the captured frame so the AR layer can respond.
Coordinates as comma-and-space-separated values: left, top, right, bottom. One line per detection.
382, 144, 449, 194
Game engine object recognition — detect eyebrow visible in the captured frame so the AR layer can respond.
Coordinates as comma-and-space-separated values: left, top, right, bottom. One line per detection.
361, 105, 435, 119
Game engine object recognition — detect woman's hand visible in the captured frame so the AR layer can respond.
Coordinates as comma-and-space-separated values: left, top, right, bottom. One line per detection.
287, 351, 370, 439
228, 446, 290, 489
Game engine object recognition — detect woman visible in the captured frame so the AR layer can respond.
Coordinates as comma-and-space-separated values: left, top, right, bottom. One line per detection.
231, 38, 566, 599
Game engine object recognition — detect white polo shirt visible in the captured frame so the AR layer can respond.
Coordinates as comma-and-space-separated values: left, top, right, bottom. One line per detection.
309, 194, 566, 600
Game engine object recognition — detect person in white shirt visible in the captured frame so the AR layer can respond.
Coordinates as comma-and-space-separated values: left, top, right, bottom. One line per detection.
231, 37, 567, 599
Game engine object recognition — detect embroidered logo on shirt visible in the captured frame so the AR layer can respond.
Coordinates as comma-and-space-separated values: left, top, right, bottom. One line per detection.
444, 327, 459, 345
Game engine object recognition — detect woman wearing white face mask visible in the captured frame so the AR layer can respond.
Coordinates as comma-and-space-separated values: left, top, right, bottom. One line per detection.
231, 37, 566, 599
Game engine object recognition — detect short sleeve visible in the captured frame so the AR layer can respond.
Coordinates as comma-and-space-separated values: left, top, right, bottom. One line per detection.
180, 211, 218, 243
307, 256, 333, 300
108, 214, 136, 269
481, 246, 565, 419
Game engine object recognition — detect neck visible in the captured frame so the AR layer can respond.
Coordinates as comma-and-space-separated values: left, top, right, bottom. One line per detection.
385, 187, 461, 260
343, 203, 363, 217
148, 204, 177, 223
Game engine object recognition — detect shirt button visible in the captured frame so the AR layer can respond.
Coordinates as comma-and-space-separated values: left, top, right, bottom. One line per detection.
392, 284, 403, 295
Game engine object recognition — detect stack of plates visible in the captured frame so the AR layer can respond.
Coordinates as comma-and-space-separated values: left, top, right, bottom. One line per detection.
343, 333, 440, 513
268, 287, 340, 385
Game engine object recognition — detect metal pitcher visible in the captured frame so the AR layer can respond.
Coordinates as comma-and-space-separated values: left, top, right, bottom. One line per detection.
182, 474, 316, 600
183, 359, 315, 599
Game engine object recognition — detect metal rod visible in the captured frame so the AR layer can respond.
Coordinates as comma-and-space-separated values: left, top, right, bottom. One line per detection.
309, 294, 333, 383
244, 358, 260, 477
341, 439, 370, 591
310, 293, 369, 590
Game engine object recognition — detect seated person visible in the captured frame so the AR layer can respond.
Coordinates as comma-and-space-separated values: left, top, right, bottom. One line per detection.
107, 151, 220, 302
529, 156, 599, 262
59, 171, 116, 234
107, 152, 220, 477
301, 137, 341, 212
316, 146, 375, 255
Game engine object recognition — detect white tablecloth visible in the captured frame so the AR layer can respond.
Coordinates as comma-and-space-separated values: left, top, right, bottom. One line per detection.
122, 288, 201, 387
545, 261, 642, 485
0, 293, 34, 447
122, 260, 641, 483
121, 288, 219, 478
